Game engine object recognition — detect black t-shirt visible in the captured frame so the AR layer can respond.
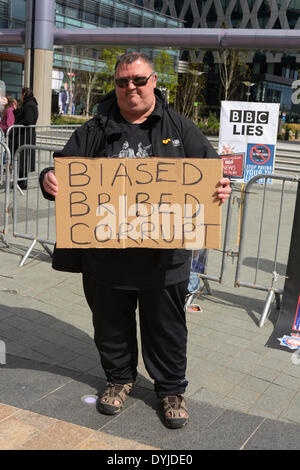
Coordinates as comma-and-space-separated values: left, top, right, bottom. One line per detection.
84, 115, 191, 289
109, 120, 154, 160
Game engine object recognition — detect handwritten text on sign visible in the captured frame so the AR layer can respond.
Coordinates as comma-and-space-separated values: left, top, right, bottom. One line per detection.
54, 157, 222, 249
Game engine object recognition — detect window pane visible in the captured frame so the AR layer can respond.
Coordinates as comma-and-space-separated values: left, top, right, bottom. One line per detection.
11, 0, 26, 20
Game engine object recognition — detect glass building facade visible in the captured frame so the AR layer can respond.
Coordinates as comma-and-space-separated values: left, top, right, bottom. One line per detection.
0, 0, 182, 106
129, 0, 300, 119
0, 0, 26, 98
53, 0, 181, 75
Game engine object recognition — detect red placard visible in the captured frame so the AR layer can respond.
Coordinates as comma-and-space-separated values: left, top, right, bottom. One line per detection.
220, 153, 245, 179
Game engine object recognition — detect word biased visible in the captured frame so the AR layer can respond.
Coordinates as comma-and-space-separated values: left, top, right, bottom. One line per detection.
54, 157, 223, 250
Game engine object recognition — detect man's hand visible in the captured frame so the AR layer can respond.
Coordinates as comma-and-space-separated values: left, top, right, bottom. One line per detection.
217, 177, 231, 203
43, 170, 58, 197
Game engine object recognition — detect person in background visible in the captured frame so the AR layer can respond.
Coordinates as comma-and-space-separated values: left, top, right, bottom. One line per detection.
0, 96, 17, 165
59, 82, 70, 114
0, 96, 16, 135
13, 87, 38, 189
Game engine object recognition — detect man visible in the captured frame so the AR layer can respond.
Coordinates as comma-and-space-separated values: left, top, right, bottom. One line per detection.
41, 52, 231, 429
59, 82, 69, 114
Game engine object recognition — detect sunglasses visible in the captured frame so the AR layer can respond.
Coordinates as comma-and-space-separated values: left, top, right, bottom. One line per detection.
115, 72, 155, 88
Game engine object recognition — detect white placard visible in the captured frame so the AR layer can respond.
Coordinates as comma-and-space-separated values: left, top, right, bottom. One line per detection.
218, 101, 280, 183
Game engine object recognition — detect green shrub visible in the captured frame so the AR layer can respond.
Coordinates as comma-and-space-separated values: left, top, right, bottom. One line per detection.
207, 111, 219, 130
198, 111, 220, 136
51, 114, 89, 125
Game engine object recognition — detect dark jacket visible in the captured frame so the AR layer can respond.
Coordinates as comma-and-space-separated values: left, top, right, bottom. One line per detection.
40, 89, 218, 273
13, 96, 39, 176
14, 96, 39, 126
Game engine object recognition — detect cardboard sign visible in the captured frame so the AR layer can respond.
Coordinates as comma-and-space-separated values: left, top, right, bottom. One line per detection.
220, 153, 245, 179
219, 101, 279, 183
54, 157, 222, 250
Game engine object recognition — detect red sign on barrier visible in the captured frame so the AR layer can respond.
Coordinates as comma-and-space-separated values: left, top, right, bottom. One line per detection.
220, 153, 245, 179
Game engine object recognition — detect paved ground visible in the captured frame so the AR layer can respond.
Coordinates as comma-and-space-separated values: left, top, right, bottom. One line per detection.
1, 176, 300, 451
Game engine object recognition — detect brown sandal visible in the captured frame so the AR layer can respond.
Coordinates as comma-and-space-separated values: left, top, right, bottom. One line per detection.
97, 382, 133, 415
161, 394, 189, 429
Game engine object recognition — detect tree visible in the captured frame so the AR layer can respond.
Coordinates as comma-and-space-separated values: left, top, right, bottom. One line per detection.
153, 51, 178, 104
218, 49, 250, 101
76, 48, 125, 117
85, 70, 100, 117
76, 68, 101, 117
174, 64, 207, 121
99, 48, 125, 96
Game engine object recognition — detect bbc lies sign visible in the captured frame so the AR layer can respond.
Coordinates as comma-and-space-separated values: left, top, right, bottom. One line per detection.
219, 101, 279, 183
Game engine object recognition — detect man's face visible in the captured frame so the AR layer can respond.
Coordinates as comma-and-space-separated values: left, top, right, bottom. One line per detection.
115, 59, 157, 119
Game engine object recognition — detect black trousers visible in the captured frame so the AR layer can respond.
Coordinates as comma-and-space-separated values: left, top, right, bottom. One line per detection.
82, 275, 189, 398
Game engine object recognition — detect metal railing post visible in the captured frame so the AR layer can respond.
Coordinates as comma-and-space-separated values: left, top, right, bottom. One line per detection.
0, 141, 11, 247
219, 181, 235, 283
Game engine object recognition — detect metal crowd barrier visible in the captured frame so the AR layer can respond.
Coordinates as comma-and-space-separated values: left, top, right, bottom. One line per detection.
234, 173, 300, 327
0, 124, 80, 253
12, 144, 61, 266
0, 140, 11, 248
0, 128, 4, 144
5, 124, 80, 189
193, 174, 300, 327
6, 124, 80, 153
193, 180, 245, 289
1, 124, 80, 193
0, 127, 6, 185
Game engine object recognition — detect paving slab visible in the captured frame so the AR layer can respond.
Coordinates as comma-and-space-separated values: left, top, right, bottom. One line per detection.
244, 419, 300, 450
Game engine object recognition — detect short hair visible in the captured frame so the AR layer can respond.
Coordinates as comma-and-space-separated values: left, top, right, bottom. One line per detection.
114, 52, 154, 74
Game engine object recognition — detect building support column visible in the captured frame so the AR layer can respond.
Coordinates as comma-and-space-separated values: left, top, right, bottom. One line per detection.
23, 49, 31, 89
25, 0, 55, 125
33, 49, 54, 126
